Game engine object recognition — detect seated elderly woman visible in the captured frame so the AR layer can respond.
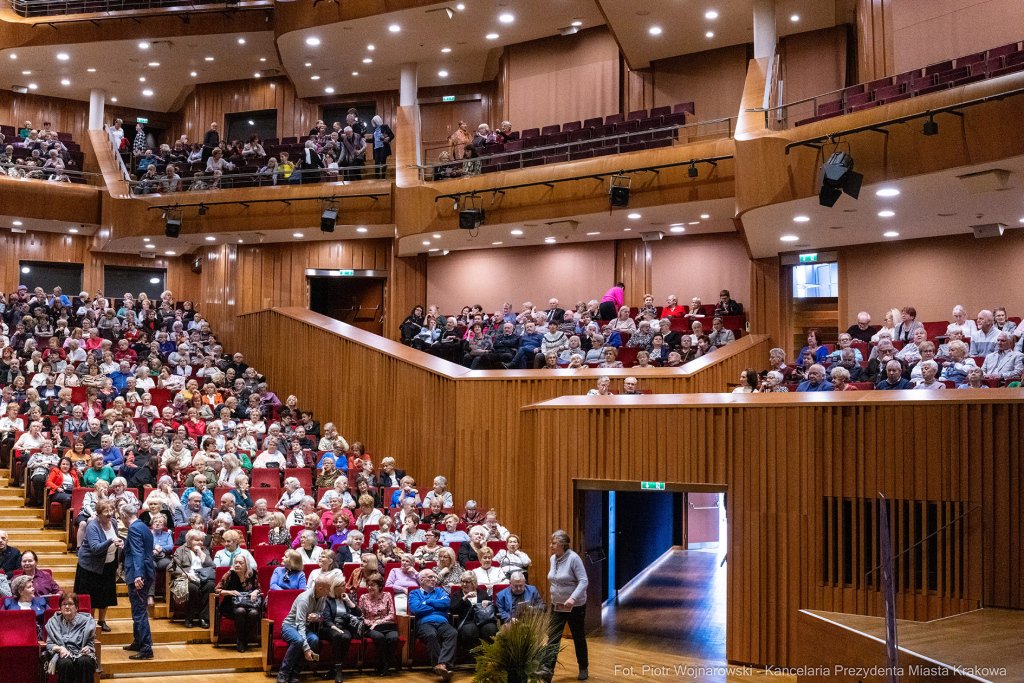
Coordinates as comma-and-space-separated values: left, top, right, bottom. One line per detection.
598, 346, 623, 369
276, 477, 305, 511
472, 547, 504, 588
940, 340, 977, 385
909, 342, 940, 384
829, 366, 856, 392
434, 547, 465, 590
45, 592, 97, 683
2, 574, 49, 638
269, 549, 307, 591
451, 572, 498, 652
171, 529, 216, 629
440, 514, 470, 544
627, 320, 654, 349
958, 366, 988, 389
895, 326, 928, 364
913, 360, 946, 390
384, 552, 420, 615
296, 529, 324, 565
19, 550, 63, 598
285, 496, 318, 528
826, 332, 863, 361
936, 327, 965, 361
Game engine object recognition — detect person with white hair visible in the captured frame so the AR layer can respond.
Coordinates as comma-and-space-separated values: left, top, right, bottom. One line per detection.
913, 360, 946, 390
408, 568, 457, 681
981, 331, 1024, 381
761, 370, 788, 392
423, 476, 453, 508
369, 115, 395, 179
796, 364, 832, 392
970, 310, 1000, 357
949, 305, 978, 341
276, 477, 305, 511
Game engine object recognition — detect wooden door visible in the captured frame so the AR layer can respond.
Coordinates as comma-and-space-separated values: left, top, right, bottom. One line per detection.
419, 100, 483, 163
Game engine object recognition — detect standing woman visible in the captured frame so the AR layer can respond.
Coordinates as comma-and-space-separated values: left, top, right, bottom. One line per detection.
74, 499, 123, 632
541, 530, 589, 682
369, 115, 395, 179
45, 592, 97, 683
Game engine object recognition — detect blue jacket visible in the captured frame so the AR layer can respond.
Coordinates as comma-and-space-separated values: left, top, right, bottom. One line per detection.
604, 330, 622, 348
496, 584, 544, 622
876, 378, 912, 390
2, 595, 47, 616
124, 518, 155, 582
316, 454, 348, 472
77, 518, 118, 574
408, 587, 450, 626
100, 445, 123, 468
797, 380, 834, 392
110, 370, 133, 391
519, 332, 543, 352
270, 567, 307, 591
390, 489, 419, 508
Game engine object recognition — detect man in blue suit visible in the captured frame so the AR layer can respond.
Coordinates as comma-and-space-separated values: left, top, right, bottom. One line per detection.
121, 504, 155, 659
496, 572, 545, 623
797, 364, 833, 392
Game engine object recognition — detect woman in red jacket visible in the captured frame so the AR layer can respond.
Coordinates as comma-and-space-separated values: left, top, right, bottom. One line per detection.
45, 456, 80, 508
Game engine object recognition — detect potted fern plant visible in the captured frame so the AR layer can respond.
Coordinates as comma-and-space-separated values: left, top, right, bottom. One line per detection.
471, 610, 563, 683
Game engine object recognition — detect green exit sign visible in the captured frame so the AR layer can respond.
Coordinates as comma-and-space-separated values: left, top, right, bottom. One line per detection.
641, 481, 665, 491
136, 118, 148, 124
337, 269, 354, 276
799, 253, 818, 263
442, 95, 455, 102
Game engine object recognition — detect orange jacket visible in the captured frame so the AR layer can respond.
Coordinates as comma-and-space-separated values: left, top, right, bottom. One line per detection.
45, 467, 80, 494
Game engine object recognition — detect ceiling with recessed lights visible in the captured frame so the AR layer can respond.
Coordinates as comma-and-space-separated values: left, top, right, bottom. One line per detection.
397, 197, 736, 256
0, 32, 280, 111
741, 155, 1024, 258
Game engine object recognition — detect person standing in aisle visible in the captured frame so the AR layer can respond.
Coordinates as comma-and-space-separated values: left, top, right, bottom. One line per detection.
121, 504, 155, 660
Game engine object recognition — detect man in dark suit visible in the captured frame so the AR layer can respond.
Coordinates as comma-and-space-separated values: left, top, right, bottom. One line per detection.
121, 504, 155, 659
201, 122, 219, 164
544, 298, 565, 325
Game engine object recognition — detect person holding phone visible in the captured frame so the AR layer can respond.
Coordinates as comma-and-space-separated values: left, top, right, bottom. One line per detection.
540, 530, 589, 682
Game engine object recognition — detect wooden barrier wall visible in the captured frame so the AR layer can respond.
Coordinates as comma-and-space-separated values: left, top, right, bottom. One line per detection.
517, 392, 1024, 669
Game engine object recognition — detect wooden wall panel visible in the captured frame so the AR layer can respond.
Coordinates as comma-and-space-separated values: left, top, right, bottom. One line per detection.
749, 256, 782, 347
650, 43, 752, 122
614, 239, 651, 308
519, 393, 1024, 669
856, 0, 895, 82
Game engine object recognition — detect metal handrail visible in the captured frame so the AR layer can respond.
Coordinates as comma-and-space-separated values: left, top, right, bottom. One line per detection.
105, 125, 132, 183
410, 116, 737, 181
7, 0, 266, 18
126, 164, 391, 195
0, 161, 102, 185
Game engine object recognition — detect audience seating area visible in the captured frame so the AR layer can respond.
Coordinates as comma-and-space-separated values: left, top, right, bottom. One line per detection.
0, 124, 87, 181
794, 41, 1024, 126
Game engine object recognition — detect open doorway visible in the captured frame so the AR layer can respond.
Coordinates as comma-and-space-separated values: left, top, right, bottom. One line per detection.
575, 481, 728, 664
307, 270, 386, 335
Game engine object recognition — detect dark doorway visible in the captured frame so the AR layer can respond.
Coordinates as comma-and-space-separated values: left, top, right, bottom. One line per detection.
18, 261, 83, 295
225, 109, 278, 146
309, 275, 385, 335
321, 103, 376, 135
104, 266, 166, 300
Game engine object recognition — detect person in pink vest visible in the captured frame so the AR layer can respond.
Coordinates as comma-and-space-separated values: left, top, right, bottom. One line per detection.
598, 283, 625, 321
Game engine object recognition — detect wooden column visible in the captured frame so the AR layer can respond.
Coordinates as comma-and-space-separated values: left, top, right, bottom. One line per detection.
385, 242, 427, 341
749, 257, 782, 347
856, 0, 895, 82
614, 239, 652, 308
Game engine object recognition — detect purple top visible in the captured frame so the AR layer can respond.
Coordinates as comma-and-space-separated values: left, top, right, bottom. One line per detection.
600, 286, 623, 308
385, 566, 420, 594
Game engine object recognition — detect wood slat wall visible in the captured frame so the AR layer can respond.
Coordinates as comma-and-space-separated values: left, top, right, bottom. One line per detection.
517, 393, 1024, 669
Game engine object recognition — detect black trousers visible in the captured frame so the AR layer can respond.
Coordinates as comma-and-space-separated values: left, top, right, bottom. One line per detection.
372, 148, 388, 179
545, 604, 588, 670
457, 620, 498, 650
367, 623, 400, 671
222, 600, 259, 646
322, 625, 356, 667
185, 578, 215, 620
598, 301, 617, 321
54, 654, 96, 683
417, 620, 457, 667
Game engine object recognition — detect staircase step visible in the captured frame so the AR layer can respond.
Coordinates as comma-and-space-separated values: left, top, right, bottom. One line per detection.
37, 553, 79, 566
0, 506, 43, 518
3, 539, 66, 552
101, 643, 261, 676
98, 618, 213, 646
104, 602, 168, 620
1, 517, 44, 529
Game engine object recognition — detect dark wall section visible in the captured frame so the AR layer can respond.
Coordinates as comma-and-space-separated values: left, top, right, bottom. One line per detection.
614, 491, 678, 590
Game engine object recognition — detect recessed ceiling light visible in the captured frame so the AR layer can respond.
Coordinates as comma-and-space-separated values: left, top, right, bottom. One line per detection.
28, 83, 37, 90
238, 239, 243, 243
544, 238, 556, 243
142, 89, 153, 96
254, 73, 261, 78
205, 236, 215, 241
110, 97, 116, 101
1019, 217, 1024, 224
205, 57, 214, 61
143, 237, 151, 242
790, 14, 800, 22
499, 13, 514, 23
705, 10, 718, 19
688, 221, 700, 225
492, 241, 503, 245
367, 44, 375, 51
145, 244, 155, 248
486, 33, 499, 39
362, 58, 372, 63
627, 213, 641, 219
305, 62, 312, 67
441, 47, 451, 53
422, 241, 430, 245
780, 235, 799, 242
357, 227, 367, 233
623, 228, 631, 231
57, 53, 69, 60
165, 250, 176, 255
12, 221, 22, 226
793, 215, 810, 222
700, 213, 710, 219
876, 188, 900, 197
190, 71, 197, 77
293, 232, 304, 238
389, 24, 401, 32
68, 228, 78, 233
571, 20, 583, 26
432, 234, 441, 238
670, 227, 685, 233
61, 79, 70, 85
325, 87, 334, 93
21, 70, 30, 74
9, 54, 16, 59
878, 210, 895, 217
429, 248, 440, 252
148, 62, 159, 67
248, 120, 254, 125
306, 37, 321, 46
139, 77, 146, 82
883, 231, 899, 238
21, 267, 29, 274
352, 72, 359, 76
511, 229, 523, 235
586, 232, 600, 235
438, 70, 448, 77
649, 26, 662, 35
260, 57, 266, 62
311, 75, 320, 80
238, 38, 246, 44
705, 31, 714, 38
138, 42, 149, 49
86, 68, 95, 72
456, 3, 464, 9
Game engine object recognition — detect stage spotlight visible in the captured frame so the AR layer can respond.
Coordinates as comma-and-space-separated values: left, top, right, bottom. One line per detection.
198, 204, 207, 216
165, 216, 181, 238
818, 151, 862, 208
609, 174, 631, 208
923, 116, 938, 136
459, 208, 485, 230
688, 163, 698, 178
321, 207, 337, 233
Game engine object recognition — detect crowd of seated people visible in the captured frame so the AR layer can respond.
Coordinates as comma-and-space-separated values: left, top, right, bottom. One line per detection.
745, 305, 1024, 393
0, 282, 545, 682
116, 111, 395, 195
399, 287, 745, 370
0, 122, 83, 182
432, 102, 697, 178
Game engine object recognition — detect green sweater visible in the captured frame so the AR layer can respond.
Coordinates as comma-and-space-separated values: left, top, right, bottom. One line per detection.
83, 466, 116, 487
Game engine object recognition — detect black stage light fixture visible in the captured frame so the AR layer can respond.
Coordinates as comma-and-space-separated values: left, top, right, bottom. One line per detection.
459, 208, 485, 230
165, 216, 181, 238
688, 163, 698, 178
818, 151, 862, 208
197, 204, 207, 216
609, 174, 631, 208
321, 207, 337, 233
923, 116, 938, 136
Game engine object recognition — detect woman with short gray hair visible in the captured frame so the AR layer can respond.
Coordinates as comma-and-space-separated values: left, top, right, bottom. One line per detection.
541, 530, 589, 682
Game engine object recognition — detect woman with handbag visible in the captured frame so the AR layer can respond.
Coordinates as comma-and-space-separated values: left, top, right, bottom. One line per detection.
216, 554, 260, 652
357, 573, 400, 677
171, 529, 215, 628
73, 499, 122, 632
320, 576, 362, 683
450, 573, 498, 652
